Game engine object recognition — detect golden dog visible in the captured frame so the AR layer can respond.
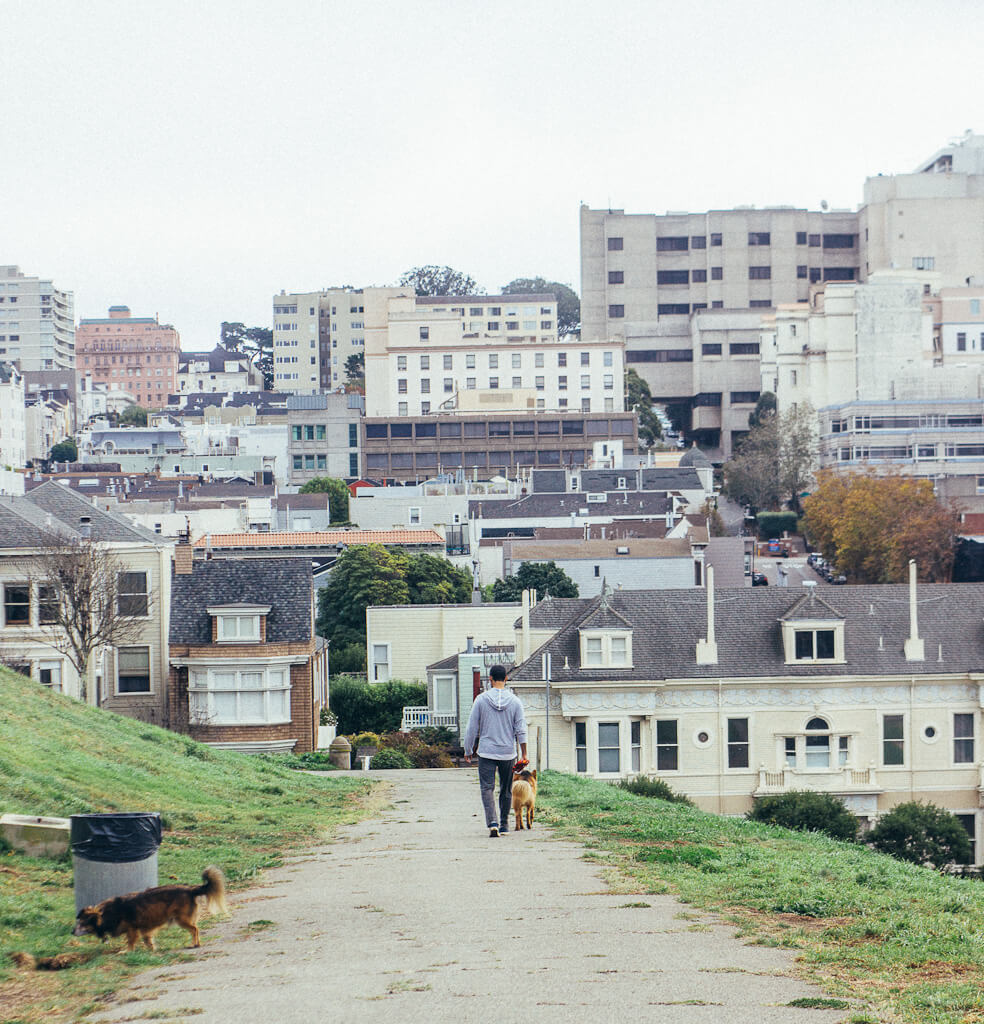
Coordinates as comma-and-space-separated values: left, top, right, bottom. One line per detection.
72, 866, 227, 952
511, 769, 537, 830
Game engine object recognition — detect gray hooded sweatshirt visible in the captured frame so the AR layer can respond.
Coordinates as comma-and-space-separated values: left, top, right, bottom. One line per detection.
463, 687, 528, 760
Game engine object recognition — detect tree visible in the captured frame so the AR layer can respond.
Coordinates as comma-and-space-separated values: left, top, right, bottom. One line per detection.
220, 322, 274, 389
802, 469, 958, 583
399, 266, 481, 297
405, 553, 472, 605
316, 546, 471, 651
119, 405, 148, 427
344, 352, 365, 391
722, 404, 816, 513
501, 276, 580, 336
490, 561, 579, 602
624, 369, 663, 448
748, 791, 859, 841
748, 391, 777, 428
26, 535, 150, 702
48, 439, 78, 464
867, 801, 971, 869
298, 477, 350, 522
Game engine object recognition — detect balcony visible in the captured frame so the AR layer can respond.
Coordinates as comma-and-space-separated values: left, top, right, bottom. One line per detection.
401, 706, 457, 731
754, 763, 882, 799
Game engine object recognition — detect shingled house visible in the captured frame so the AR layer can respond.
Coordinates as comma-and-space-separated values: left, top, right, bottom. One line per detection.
508, 567, 984, 860
168, 553, 325, 753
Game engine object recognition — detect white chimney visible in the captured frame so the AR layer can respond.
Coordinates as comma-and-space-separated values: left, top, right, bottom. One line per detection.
696, 565, 718, 664
904, 559, 925, 661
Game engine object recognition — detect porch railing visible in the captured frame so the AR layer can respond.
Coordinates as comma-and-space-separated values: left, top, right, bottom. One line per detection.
401, 706, 458, 732
755, 762, 880, 795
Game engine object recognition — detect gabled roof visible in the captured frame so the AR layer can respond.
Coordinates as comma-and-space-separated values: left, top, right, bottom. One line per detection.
508, 584, 984, 683
21, 482, 164, 545
169, 557, 313, 644
778, 589, 845, 622
578, 597, 634, 631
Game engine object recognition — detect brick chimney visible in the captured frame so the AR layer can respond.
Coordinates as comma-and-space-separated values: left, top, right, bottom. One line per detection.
174, 541, 194, 575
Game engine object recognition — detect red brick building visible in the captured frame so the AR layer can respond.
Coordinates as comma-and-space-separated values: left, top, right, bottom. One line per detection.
167, 551, 324, 753
76, 305, 180, 409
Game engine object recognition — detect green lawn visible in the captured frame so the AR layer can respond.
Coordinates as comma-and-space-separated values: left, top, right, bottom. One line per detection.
536, 771, 984, 1024
0, 667, 383, 1023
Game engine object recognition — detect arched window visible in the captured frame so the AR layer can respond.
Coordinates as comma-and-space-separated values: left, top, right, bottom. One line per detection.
805, 717, 831, 767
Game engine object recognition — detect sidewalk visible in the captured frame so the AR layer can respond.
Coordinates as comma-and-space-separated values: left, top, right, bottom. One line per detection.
90, 770, 847, 1023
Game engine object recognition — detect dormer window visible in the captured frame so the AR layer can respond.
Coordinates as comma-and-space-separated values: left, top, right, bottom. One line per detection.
795, 629, 835, 660
209, 604, 269, 644
579, 630, 632, 668
779, 591, 846, 664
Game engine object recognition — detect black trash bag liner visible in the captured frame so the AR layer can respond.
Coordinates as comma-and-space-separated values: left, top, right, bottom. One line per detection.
70, 812, 162, 863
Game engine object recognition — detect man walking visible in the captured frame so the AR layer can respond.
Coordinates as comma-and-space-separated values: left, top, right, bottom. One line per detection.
463, 664, 528, 837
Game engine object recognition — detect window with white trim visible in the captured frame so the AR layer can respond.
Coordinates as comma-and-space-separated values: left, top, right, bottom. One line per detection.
372, 643, 390, 681
574, 721, 587, 772
579, 630, 632, 667
954, 713, 975, 764
216, 614, 261, 642
118, 572, 149, 616
630, 720, 641, 772
656, 719, 677, 770
117, 646, 151, 693
598, 722, 620, 772
189, 665, 290, 725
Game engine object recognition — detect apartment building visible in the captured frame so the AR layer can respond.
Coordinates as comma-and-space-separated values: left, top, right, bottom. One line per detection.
76, 306, 180, 409
272, 286, 404, 394
761, 271, 984, 488
362, 410, 638, 482
0, 362, 26, 470
175, 346, 263, 395
0, 265, 75, 373
861, 132, 984, 288
285, 393, 363, 485
581, 134, 984, 459
364, 292, 622, 417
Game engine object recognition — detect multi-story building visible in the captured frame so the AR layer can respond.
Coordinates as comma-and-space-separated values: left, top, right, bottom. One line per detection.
272, 286, 404, 394
364, 292, 619, 417
75, 306, 180, 409
286, 393, 363, 485
0, 265, 75, 373
175, 346, 263, 395
0, 362, 27, 470
581, 135, 984, 460
860, 132, 984, 288
761, 271, 984, 492
362, 410, 638, 482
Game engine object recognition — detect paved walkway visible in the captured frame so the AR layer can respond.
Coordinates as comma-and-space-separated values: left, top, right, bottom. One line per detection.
90, 770, 847, 1023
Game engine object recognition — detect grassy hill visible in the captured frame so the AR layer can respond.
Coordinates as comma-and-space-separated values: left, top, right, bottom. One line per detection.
538, 772, 984, 1024
0, 666, 381, 1023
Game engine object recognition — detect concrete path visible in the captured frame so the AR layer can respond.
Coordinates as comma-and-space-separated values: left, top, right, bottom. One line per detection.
90, 770, 848, 1024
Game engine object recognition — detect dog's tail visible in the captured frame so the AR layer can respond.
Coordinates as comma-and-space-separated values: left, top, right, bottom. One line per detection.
198, 866, 228, 916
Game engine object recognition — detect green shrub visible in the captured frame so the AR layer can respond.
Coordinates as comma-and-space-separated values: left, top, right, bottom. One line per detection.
867, 801, 972, 868
614, 776, 694, 806
348, 731, 382, 751
747, 790, 858, 841
329, 676, 427, 734
369, 748, 414, 770
418, 725, 459, 746
756, 510, 798, 540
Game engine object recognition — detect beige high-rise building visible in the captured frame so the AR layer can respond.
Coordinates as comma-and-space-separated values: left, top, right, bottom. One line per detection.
76, 306, 180, 409
0, 265, 75, 373
580, 134, 984, 459
272, 286, 405, 394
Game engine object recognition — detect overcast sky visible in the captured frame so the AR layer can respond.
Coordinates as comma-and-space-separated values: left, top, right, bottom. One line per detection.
2, 0, 981, 348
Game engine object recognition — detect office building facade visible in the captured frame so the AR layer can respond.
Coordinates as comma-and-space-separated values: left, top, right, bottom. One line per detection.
0, 265, 75, 373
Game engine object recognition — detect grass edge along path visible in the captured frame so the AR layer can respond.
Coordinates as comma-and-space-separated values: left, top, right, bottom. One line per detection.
535, 771, 984, 1024
0, 668, 387, 1024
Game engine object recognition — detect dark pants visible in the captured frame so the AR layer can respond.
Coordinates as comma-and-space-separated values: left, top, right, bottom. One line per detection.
477, 756, 515, 830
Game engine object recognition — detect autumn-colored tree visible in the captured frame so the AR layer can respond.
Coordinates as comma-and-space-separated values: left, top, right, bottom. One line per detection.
802, 469, 959, 583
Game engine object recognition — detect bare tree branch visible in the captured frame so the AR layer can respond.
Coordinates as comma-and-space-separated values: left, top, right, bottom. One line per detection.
25, 535, 150, 702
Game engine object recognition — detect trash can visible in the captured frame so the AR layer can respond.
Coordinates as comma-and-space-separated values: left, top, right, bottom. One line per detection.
70, 812, 162, 913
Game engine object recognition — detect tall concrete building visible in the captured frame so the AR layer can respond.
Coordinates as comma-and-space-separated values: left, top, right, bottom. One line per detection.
580, 134, 984, 459
0, 265, 75, 373
272, 286, 405, 394
76, 306, 181, 409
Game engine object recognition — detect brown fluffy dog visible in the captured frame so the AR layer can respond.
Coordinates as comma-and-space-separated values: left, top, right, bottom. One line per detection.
72, 866, 227, 952
511, 769, 537, 830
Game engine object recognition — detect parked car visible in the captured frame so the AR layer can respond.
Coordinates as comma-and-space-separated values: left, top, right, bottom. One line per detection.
751, 572, 769, 586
